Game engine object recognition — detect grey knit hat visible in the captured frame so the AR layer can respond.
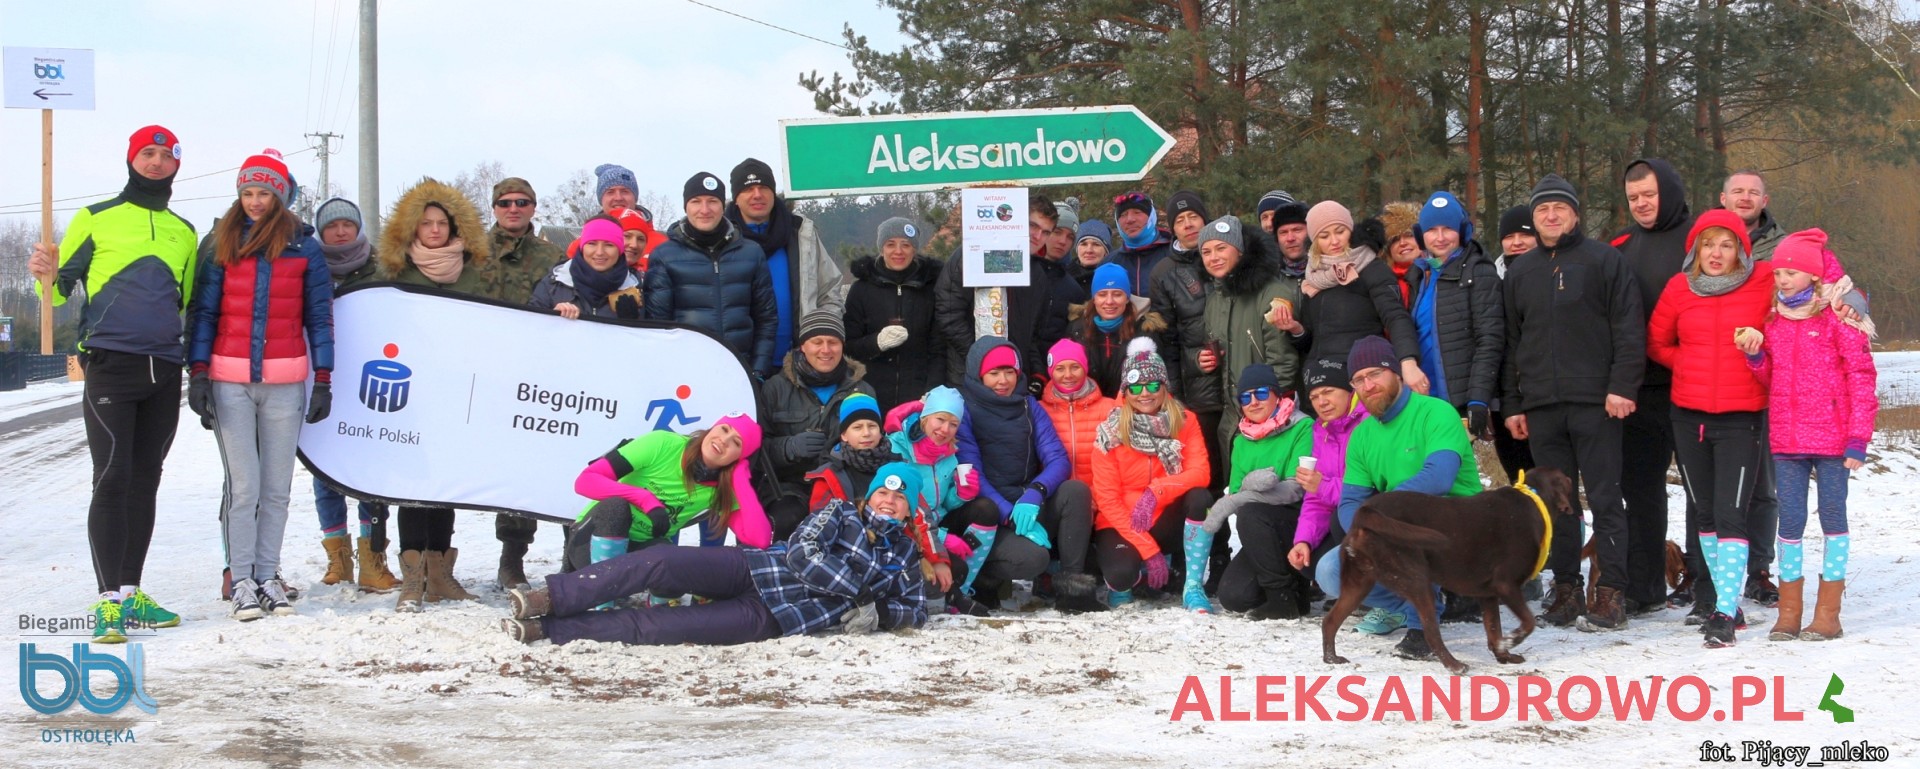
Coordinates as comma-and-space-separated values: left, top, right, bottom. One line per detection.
315, 198, 363, 232
1529, 173, 1581, 214
1053, 202, 1079, 232
876, 217, 923, 253
797, 306, 845, 343
1197, 215, 1246, 254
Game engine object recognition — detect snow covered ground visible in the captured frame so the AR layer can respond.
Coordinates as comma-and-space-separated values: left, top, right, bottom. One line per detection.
3, 355, 1918, 767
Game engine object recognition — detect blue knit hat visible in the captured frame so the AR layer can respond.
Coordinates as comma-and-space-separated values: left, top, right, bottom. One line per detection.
1076, 219, 1112, 250
921, 385, 965, 422
1257, 189, 1296, 216
1415, 191, 1474, 252
836, 393, 881, 435
1091, 262, 1129, 295
867, 461, 926, 512
594, 163, 637, 203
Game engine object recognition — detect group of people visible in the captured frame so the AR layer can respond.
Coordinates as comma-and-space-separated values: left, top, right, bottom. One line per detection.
31, 124, 1877, 660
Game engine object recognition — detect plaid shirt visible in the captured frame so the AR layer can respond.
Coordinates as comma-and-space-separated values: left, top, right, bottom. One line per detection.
745, 500, 927, 636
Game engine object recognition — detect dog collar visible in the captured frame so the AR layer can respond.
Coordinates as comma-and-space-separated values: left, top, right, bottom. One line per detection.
1514, 469, 1552, 580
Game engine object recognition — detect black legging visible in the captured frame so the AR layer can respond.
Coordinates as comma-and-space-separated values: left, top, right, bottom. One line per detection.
1216, 501, 1309, 612
1094, 488, 1209, 591
397, 506, 456, 552
80, 350, 181, 594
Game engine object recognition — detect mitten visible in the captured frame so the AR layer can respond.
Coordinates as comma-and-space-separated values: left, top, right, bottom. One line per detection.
944, 532, 973, 562
188, 371, 214, 420
1467, 403, 1492, 441
877, 325, 910, 351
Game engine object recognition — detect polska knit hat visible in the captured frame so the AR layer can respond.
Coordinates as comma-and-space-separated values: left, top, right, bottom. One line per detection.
492, 177, 537, 205
797, 306, 845, 343
1168, 190, 1210, 224
1497, 205, 1536, 240
1530, 173, 1581, 214
594, 163, 637, 201
684, 172, 726, 204
237, 149, 293, 206
1415, 191, 1474, 250
315, 198, 362, 232
1121, 337, 1170, 387
876, 216, 922, 252
1197, 215, 1246, 254
1306, 200, 1355, 239
127, 125, 181, 164
1257, 190, 1296, 217
579, 218, 624, 247
730, 158, 776, 196
710, 412, 765, 538
867, 461, 927, 512
837, 393, 882, 434
1302, 358, 1352, 394
1076, 220, 1113, 249
1346, 335, 1398, 379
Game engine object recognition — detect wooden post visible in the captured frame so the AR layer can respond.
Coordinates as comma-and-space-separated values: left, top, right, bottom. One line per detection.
39, 108, 53, 355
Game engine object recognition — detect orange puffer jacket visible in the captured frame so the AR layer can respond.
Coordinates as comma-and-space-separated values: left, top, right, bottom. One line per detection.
1092, 406, 1210, 560
1039, 385, 1116, 484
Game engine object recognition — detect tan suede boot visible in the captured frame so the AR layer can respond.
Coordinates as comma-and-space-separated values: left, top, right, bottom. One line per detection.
1768, 578, 1805, 641
357, 538, 401, 592
321, 537, 354, 585
425, 549, 477, 601
396, 551, 426, 613
1800, 578, 1844, 641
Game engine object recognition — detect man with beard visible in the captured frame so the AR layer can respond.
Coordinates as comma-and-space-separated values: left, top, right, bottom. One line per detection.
724, 158, 848, 366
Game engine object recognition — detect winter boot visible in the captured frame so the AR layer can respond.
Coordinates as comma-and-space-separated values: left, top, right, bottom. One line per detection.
1576, 586, 1629, 632
120, 589, 180, 629
1745, 569, 1780, 608
957, 524, 997, 596
1054, 573, 1109, 615
508, 586, 552, 619
1768, 579, 1805, 641
1181, 521, 1214, 613
497, 541, 531, 591
1800, 578, 1844, 641
395, 551, 427, 613
1541, 578, 1585, 627
424, 549, 477, 601
502, 617, 547, 644
588, 536, 628, 610
357, 538, 401, 592
321, 536, 354, 586
1247, 590, 1304, 621
90, 598, 127, 644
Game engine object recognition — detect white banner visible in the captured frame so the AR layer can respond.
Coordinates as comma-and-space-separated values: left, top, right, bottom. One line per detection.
298, 285, 757, 523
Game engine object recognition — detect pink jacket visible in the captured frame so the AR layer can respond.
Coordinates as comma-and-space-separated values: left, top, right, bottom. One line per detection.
1750, 309, 1877, 459
1293, 400, 1369, 548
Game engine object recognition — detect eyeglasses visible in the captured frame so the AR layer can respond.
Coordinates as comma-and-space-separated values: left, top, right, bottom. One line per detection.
1350, 368, 1395, 387
1125, 381, 1164, 395
493, 198, 534, 209
1238, 387, 1273, 406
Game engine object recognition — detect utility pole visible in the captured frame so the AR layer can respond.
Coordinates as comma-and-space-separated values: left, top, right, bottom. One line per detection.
306, 131, 341, 198
357, 0, 380, 242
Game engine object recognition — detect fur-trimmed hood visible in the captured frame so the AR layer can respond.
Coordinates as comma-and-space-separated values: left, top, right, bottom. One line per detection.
379, 177, 490, 277
1213, 236, 1286, 298
1067, 297, 1166, 336
781, 350, 868, 387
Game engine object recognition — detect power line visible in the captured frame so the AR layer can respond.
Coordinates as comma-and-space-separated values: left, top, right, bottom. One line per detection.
0, 146, 318, 211
303, 0, 322, 131
680, 0, 851, 50
317, 0, 344, 133
0, 193, 237, 217
327, 5, 360, 132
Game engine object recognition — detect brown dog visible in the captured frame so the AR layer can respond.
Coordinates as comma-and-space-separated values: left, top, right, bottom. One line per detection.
1580, 539, 1692, 605
1322, 468, 1578, 675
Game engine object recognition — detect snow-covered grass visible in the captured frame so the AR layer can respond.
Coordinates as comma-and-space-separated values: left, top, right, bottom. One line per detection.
3, 356, 1918, 766
0, 378, 81, 423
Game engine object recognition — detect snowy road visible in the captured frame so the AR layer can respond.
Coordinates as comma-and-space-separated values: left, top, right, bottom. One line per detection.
3, 356, 1918, 767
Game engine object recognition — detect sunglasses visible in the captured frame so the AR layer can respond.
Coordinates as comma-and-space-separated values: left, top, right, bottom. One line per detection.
1125, 381, 1164, 395
493, 198, 534, 209
1113, 192, 1149, 206
1238, 387, 1274, 406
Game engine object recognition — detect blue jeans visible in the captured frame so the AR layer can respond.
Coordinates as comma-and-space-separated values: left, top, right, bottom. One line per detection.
1311, 493, 1443, 630
314, 476, 389, 549
1774, 457, 1849, 538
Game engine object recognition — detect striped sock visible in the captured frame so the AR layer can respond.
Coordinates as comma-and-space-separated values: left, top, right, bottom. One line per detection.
1822, 533, 1850, 581
322, 525, 348, 540
1778, 538, 1804, 583
1716, 539, 1749, 617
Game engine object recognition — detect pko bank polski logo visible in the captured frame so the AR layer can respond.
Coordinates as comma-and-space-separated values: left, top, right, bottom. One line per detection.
19, 643, 157, 715
359, 343, 412, 413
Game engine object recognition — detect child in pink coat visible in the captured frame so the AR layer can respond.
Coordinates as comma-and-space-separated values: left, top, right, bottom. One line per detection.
1743, 229, 1877, 643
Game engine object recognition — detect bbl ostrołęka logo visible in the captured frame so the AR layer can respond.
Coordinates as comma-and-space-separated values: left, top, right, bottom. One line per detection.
359, 343, 412, 414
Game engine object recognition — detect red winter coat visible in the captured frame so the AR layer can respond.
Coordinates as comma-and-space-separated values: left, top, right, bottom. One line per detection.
1646, 269, 1772, 414
1039, 385, 1116, 484
1092, 406, 1210, 560
188, 225, 333, 384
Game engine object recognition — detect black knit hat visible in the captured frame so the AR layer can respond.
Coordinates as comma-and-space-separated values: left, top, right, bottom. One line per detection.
1168, 190, 1210, 224
1302, 358, 1352, 394
1346, 335, 1398, 380
1270, 201, 1308, 230
730, 158, 776, 197
684, 172, 726, 205
1114, 191, 1154, 218
1498, 205, 1536, 240
1237, 363, 1280, 395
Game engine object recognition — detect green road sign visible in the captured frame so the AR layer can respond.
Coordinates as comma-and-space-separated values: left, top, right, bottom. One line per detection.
780, 105, 1175, 198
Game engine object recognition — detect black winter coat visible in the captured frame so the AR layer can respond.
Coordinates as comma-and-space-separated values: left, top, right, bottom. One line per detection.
644, 219, 778, 376
1146, 246, 1211, 409
844, 255, 943, 411
1405, 240, 1505, 408
759, 352, 877, 494
933, 251, 1086, 387
1066, 301, 1169, 398
1294, 254, 1421, 372
1500, 228, 1646, 412
1613, 157, 1694, 390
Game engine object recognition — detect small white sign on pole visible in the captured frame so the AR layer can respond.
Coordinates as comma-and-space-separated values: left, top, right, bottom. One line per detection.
960, 188, 1030, 288
3, 47, 96, 111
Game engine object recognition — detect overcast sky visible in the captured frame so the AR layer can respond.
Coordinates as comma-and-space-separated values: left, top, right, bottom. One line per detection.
0, 0, 904, 229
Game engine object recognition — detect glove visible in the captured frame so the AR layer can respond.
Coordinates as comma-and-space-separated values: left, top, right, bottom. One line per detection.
199, 413, 214, 431
1027, 372, 1047, 397
1467, 403, 1492, 441
784, 431, 827, 463
187, 371, 214, 421
877, 325, 909, 351
1129, 489, 1159, 533
1011, 502, 1050, 549
944, 532, 973, 562
305, 382, 332, 424
838, 603, 879, 634
1143, 554, 1170, 590
955, 466, 980, 501
641, 505, 675, 540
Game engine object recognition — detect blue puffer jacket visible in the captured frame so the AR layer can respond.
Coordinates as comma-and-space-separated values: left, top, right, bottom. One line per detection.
644, 218, 778, 376
954, 336, 1071, 520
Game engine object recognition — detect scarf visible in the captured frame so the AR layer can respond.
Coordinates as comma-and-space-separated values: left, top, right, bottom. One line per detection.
689, 453, 721, 484
837, 444, 897, 475
321, 234, 372, 277
409, 238, 468, 284
731, 200, 799, 257
1053, 377, 1098, 401
793, 352, 850, 389
1237, 397, 1296, 441
1778, 285, 1816, 309
1096, 409, 1184, 475
569, 255, 629, 310
1776, 276, 1878, 339
1303, 245, 1379, 292
1279, 251, 1308, 280
122, 166, 174, 210
1093, 313, 1123, 332
1120, 209, 1161, 250
911, 434, 955, 466
1687, 261, 1752, 298
685, 220, 729, 253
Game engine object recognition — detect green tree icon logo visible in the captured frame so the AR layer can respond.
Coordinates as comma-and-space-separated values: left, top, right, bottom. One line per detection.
1818, 674, 1854, 724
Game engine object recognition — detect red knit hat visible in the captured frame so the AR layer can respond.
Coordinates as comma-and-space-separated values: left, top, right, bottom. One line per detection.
1772, 228, 1831, 278
1684, 209, 1752, 257
127, 125, 181, 164
236, 148, 293, 206
612, 207, 668, 255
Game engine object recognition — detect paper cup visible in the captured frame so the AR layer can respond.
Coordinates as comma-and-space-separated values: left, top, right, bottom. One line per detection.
1298, 456, 1318, 472
955, 463, 974, 479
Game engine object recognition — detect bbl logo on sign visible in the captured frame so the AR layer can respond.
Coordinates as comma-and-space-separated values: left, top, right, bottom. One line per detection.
19, 643, 158, 715
359, 343, 412, 413
34, 63, 64, 79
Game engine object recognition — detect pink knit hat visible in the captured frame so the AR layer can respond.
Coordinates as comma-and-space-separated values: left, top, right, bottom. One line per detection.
711, 412, 764, 543
1772, 228, 1831, 279
1305, 200, 1355, 239
980, 346, 1020, 379
579, 218, 624, 247
1047, 338, 1089, 372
